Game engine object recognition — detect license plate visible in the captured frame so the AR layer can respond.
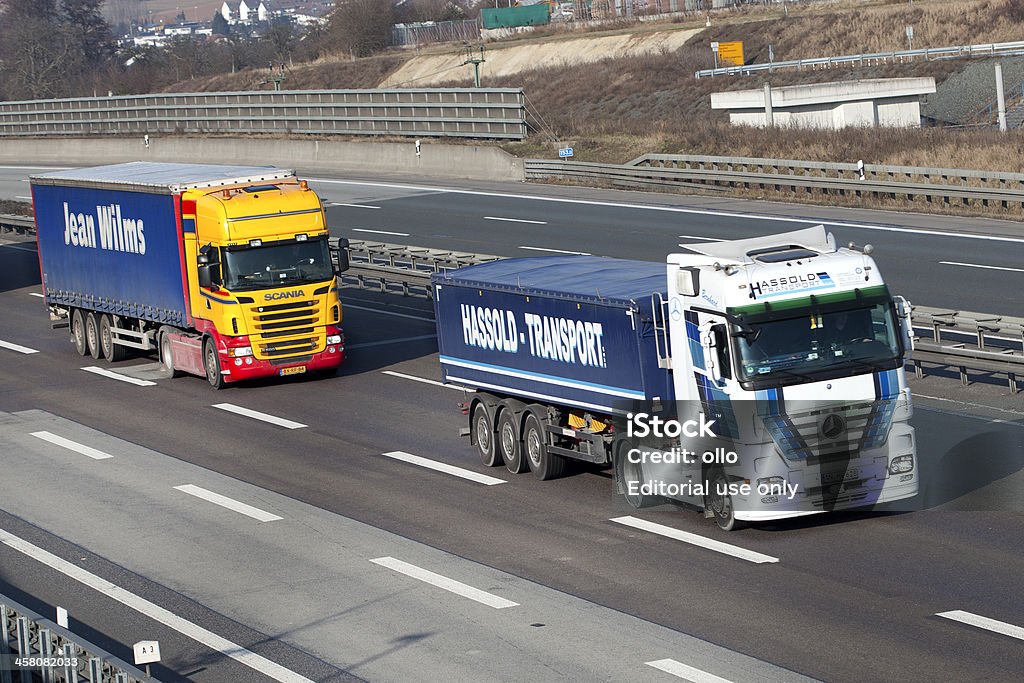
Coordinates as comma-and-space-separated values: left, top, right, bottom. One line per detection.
821, 468, 859, 485
279, 366, 306, 376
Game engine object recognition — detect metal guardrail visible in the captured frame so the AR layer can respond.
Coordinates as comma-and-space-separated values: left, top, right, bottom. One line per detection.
331, 240, 1024, 392
0, 89, 527, 140
525, 155, 1024, 211
695, 39, 1024, 78
0, 214, 34, 234
1, 593, 152, 682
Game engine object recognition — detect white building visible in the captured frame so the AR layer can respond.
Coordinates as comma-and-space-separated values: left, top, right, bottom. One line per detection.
258, 2, 269, 22
239, 0, 251, 23
710, 78, 937, 130
221, 2, 232, 21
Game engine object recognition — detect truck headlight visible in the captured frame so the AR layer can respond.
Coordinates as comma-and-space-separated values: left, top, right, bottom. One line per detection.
228, 346, 252, 358
757, 476, 785, 489
327, 334, 342, 345
888, 454, 914, 474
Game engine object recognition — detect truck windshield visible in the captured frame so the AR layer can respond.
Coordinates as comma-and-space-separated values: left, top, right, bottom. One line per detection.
221, 237, 333, 291
733, 300, 902, 389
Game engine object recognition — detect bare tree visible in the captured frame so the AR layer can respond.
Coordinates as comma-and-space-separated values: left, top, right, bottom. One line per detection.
328, 0, 394, 58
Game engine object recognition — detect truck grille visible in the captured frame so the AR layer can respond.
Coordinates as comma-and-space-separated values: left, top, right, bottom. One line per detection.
249, 299, 322, 359
762, 399, 897, 461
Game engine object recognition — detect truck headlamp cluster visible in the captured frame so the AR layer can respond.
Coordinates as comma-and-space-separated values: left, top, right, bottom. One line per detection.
888, 454, 914, 474
326, 334, 343, 345
227, 346, 253, 358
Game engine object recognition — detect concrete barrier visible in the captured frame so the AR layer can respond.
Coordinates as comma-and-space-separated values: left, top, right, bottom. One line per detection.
0, 137, 525, 181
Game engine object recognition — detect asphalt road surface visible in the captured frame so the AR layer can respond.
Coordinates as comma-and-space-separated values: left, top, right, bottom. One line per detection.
1, 166, 1022, 682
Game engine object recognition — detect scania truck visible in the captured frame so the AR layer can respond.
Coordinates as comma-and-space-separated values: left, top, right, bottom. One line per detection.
432, 226, 917, 530
31, 162, 345, 387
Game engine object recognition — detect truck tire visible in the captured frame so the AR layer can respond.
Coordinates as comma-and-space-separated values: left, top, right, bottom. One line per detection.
472, 403, 501, 467
71, 309, 88, 357
99, 314, 127, 362
159, 330, 182, 378
203, 337, 226, 390
498, 408, 529, 474
708, 469, 744, 532
615, 443, 663, 509
523, 412, 566, 480
85, 312, 102, 360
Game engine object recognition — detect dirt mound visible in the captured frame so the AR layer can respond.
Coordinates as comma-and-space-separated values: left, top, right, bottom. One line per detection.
379, 28, 700, 88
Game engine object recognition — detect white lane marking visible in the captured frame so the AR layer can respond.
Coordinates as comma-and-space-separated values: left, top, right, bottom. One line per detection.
381, 370, 468, 391
351, 228, 410, 236
173, 484, 283, 522
937, 610, 1024, 641
15, 195, 31, 200
646, 659, 735, 682
939, 260, 1024, 273
0, 244, 37, 253
0, 527, 313, 683
611, 516, 779, 564
330, 203, 381, 209
484, 216, 548, 225
30, 431, 113, 460
518, 245, 591, 255
347, 334, 436, 349
29, 292, 45, 298
678, 234, 725, 242
211, 403, 306, 429
343, 303, 434, 322
382, 450, 507, 486
307, 177, 1024, 244
370, 556, 518, 609
0, 339, 39, 354
81, 366, 156, 386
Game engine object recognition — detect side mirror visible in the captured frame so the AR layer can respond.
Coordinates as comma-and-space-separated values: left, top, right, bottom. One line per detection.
699, 322, 722, 384
893, 295, 915, 354
334, 237, 350, 274
198, 264, 213, 289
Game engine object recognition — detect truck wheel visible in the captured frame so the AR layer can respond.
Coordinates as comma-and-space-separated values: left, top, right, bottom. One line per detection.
159, 331, 182, 378
708, 470, 744, 532
472, 403, 501, 467
615, 445, 663, 509
203, 337, 225, 390
498, 409, 528, 474
71, 309, 88, 356
85, 312, 102, 360
524, 412, 565, 480
99, 315, 127, 362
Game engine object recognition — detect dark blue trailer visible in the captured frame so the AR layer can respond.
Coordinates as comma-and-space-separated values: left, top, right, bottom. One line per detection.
432, 255, 671, 478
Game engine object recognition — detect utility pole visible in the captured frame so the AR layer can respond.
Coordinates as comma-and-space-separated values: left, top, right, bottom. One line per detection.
463, 44, 485, 88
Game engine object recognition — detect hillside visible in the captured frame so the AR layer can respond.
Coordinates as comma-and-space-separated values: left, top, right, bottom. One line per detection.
158, 0, 1024, 171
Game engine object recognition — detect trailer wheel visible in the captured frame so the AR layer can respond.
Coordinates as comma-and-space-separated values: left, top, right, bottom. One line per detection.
203, 337, 225, 390
85, 312, 102, 360
472, 403, 501, 467
71, 309, 88, 357
615, 443, 663, 509
498, 409, 528, 474
708, 470, 744, 532
99, 315, 127, 362
524, 412, 565, 480
159, 329, 182, 378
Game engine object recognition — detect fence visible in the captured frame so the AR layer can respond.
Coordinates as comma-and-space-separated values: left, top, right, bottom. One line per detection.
1, 593, 151, 682
695, 40, 1024, 79
525, 154, 1024, 212
0, 89, 527, 140
391, 20, 481, 48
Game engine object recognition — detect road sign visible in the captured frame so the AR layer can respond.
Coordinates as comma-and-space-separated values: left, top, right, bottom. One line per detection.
558, 147, 574, 158
717, 41, 745, 67
710, 41, 719, 51
133, 640, 161, 665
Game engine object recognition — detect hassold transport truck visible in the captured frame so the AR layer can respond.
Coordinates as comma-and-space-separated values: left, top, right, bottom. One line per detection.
432, 227, 918, 530
31, 162, 345, 387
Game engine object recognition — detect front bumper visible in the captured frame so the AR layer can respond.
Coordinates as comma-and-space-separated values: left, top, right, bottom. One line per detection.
222, 343, 345, 383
